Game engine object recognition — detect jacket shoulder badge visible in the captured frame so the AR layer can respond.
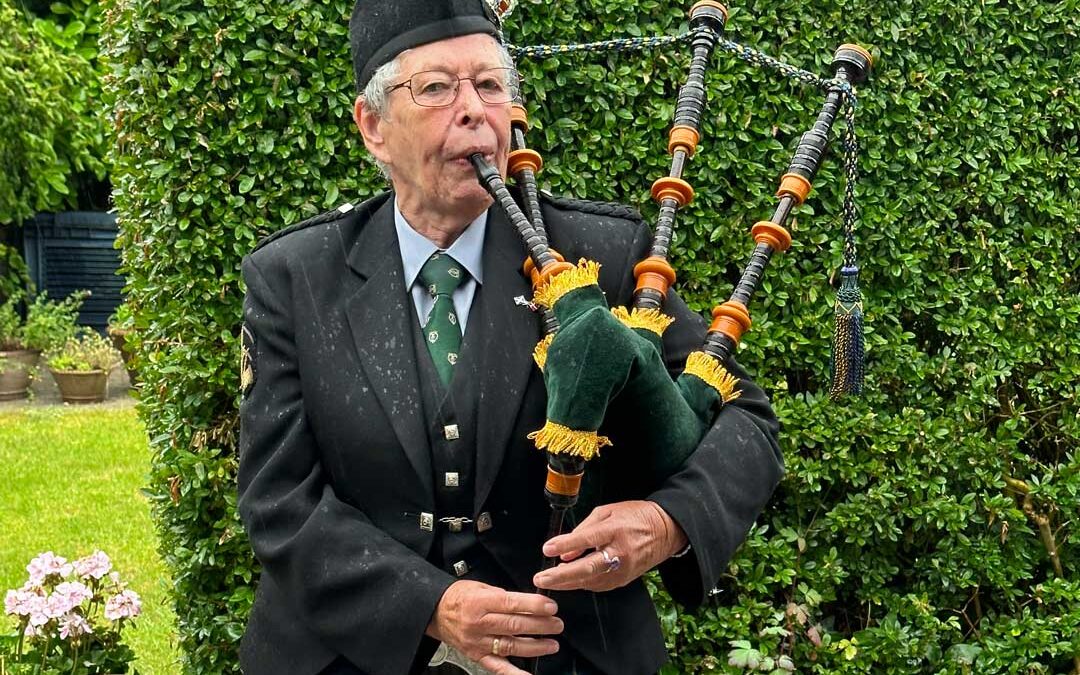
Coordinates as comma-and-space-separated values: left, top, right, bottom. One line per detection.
240, 323, 256, 398
250, 202, 356, 254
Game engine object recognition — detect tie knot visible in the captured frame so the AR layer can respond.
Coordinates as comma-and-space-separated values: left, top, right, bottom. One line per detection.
418, 252, 467, 298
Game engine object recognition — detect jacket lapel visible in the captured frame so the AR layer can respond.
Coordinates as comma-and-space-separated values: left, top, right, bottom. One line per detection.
344, 196, 434, 497
473, 205, 543, 513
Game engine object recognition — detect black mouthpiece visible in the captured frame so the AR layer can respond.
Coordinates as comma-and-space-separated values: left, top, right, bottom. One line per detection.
469, 153, 499, 187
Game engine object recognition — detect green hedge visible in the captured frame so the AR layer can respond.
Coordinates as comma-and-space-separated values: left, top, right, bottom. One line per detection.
0, 0, 104, 225
102, 0, 1080, 672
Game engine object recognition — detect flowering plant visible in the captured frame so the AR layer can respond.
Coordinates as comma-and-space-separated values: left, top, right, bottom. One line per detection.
44, 330, 118, 373
2, 551, 141, 674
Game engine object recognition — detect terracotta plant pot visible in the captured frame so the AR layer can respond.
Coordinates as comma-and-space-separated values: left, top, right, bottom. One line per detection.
0, 349, 40, 401
108, 326, 138, 386
49, 368, 109, 404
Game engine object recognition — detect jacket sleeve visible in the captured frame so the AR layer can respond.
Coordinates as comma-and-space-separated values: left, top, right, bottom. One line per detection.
613, 221, 784, 610
238, 251, 455, 674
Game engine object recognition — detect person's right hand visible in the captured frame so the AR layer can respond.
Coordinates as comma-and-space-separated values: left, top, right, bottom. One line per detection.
425, 580, 563, 675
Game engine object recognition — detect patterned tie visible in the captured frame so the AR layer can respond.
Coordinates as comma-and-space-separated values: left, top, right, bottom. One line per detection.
418, 252, 467, 386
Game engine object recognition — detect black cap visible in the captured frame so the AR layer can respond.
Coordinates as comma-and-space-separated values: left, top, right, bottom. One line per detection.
350, 0, 501, 92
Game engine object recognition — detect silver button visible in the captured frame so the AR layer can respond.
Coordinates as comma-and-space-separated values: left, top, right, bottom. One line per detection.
453, 560, 469, 577
445, 472, 459, 487
443, 424, 460, 440
420, 512, 434, 531
476, 512, 493, 533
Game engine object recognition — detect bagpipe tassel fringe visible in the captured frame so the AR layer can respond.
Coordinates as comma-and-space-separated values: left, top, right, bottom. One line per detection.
829, 265, 865, 399
533, 259, 601, 309
528, 420, 612, 460
611, 306, 675, 337
533, 333, 554, 371
683, 351, 742, 403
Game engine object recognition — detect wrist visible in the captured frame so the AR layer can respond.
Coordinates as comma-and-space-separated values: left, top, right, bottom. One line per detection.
426, 581, 460, 641
648, 501, 689, 559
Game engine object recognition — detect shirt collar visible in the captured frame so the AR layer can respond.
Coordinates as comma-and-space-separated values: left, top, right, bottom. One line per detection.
394, 199, 486, 289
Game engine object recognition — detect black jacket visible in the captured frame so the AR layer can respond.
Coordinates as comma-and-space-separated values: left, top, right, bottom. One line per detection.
237, 192, 783, 674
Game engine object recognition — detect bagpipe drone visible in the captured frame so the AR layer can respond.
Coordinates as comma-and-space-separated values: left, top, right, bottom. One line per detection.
472, 0, 873, 577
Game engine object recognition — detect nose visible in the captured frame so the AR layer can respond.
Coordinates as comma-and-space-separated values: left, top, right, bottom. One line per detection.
454, 79, 485, 127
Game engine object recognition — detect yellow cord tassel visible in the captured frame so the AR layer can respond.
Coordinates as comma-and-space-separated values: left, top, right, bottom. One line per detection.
533, 333, 554, 371
611, 306, 675, 336
533, 259, 602, 309
528, 420, 612, 460
683, 351, 742, 403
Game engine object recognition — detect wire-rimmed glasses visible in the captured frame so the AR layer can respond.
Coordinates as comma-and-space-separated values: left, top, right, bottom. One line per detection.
387, 67, 519, 108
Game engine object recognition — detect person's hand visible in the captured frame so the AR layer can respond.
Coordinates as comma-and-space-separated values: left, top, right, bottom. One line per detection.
532, 500, 688, 593
426, 580, 562, 675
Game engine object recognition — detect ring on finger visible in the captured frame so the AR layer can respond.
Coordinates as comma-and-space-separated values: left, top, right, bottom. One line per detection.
600, 549, 621, 574
492, 637, 501, 656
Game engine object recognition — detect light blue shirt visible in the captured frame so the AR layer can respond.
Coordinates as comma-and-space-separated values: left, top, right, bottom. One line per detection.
394, 200, 486, 333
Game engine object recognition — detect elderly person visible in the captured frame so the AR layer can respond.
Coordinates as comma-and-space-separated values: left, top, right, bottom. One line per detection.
236, 1, 783, 674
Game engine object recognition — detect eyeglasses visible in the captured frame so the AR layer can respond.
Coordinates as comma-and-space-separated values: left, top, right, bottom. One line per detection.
387, 67, 519, 108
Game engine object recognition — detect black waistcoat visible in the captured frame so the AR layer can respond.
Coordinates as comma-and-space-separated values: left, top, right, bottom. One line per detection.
409, 285, 514, 585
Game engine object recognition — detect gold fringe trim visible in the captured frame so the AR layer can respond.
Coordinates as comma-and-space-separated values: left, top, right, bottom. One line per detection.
611, 306, 675, 336
683, 351, 742, 403
533, 259, 601, 309
528, 420, 612, 460
533, 333, 554, 371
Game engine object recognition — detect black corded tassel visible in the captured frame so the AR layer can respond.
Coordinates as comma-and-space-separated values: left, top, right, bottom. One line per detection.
829, 265, 864, 398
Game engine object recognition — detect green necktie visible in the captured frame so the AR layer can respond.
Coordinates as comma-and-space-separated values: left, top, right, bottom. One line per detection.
418, 252, 467, 386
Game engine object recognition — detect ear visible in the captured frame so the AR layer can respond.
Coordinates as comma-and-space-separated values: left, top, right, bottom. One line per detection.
355, 96, 392, 166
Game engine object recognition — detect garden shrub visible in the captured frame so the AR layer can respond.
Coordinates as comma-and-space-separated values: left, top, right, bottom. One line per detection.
0, 0, 105, 225
101, 0, 1079, 672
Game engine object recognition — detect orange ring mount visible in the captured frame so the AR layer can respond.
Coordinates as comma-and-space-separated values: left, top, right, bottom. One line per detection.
523, 249, 566, 285
510, 104, 529, 130
634, 256, 678, 297
535, 260, 575, 288
709, 300, 752, 345
839, 43, 874, 68
546, 468, 584, 497
751, 221, 792, 253
776, 173, 812, 205
668, 125, 701, 157
690, 0, 729, 21
508, 149, 543, 176
651, 176, 694, 207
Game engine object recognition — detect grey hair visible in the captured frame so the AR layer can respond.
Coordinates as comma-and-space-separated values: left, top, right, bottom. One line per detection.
358, 42, 518, 181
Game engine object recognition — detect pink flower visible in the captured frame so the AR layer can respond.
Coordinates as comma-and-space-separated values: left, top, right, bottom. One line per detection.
104, 589, 141, 621
26, 552, 72, 584
73, 550, 112, 580
26, 595, 50, 627
5, 589, 23, 615
4, 585, 45, 617
47, 582, 94, 618
58, 612, 93, 640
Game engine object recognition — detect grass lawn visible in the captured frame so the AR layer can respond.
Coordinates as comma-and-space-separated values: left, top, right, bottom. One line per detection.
0, 405, 181, 673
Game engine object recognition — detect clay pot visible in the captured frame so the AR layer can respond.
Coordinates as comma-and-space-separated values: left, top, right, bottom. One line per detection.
108, 326, 138, 386
49, 368, 109, 404
0, 349, 40, 401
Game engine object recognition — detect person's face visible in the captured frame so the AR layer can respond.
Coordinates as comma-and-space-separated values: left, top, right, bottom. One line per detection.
356, 34, 512, 221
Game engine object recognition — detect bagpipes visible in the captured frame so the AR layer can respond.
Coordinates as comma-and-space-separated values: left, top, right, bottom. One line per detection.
472, 0, 873, 573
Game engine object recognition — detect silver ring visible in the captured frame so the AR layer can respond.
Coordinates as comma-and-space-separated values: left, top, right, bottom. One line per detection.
492, 637, 501, 656
600, 549, 621, 574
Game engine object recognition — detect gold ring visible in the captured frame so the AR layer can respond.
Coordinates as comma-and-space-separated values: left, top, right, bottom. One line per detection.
492, 637, 501, 656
